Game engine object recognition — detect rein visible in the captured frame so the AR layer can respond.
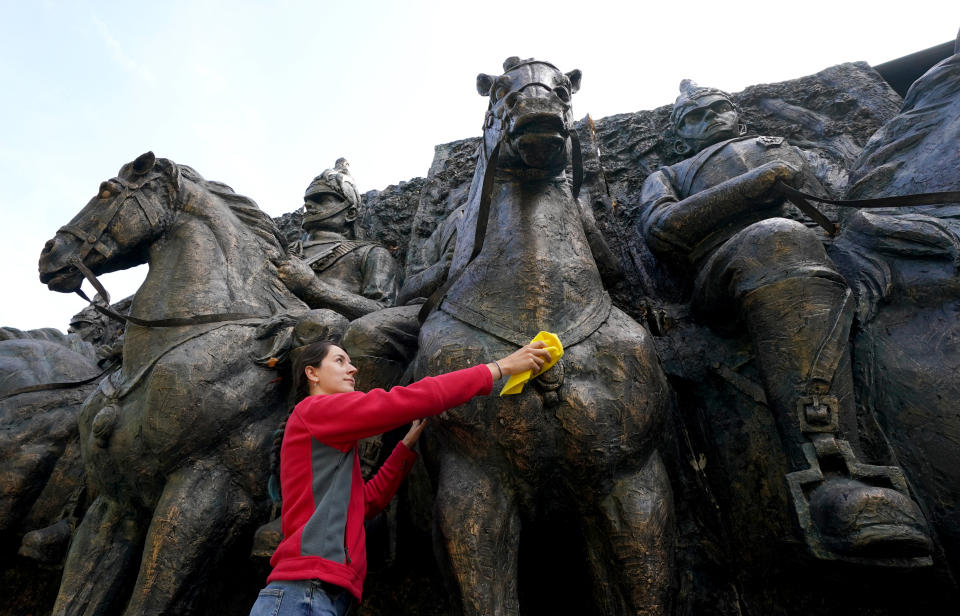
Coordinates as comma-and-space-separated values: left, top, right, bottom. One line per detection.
417, 138, 502, 325
775, 182, 960, 236
0, 359, 118, 402
71, 257, 262, 328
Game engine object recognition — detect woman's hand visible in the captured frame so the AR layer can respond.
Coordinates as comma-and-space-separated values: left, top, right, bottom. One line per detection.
401, 419, 428, 448
487, 341, 554, 379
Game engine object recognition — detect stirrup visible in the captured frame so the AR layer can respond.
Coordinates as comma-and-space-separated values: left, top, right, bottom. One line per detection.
785, 435, 932, 566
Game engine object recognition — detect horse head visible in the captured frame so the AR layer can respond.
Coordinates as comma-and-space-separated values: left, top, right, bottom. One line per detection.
446, 58, 583, 281
39, 152, 176, 292
477, 57, 581, 171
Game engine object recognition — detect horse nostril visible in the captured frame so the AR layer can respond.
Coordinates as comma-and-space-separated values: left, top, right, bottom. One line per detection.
41, 239, 56, 255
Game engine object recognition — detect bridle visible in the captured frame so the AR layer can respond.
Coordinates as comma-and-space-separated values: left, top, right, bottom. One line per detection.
418, 69, 584, 325
57, 174, 165, 264
61, 171, 263, 328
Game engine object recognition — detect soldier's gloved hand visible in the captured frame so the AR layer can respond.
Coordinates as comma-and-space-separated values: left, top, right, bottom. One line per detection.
275, 256, 316, 292
743, 160, 801, 202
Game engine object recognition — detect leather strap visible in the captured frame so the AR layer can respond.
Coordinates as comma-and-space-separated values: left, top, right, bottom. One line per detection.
304, 240, 373, 273
570, 129, 583, 199
775, 181, 960, 236
417, 125, 587, 326
418, 139, 502, 325
441, 291, 612, 349
71, 257, 262, 328
0, 361, 117, 402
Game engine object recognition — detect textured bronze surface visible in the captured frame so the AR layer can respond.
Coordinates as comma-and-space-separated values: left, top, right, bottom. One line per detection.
3, 45, 960, 615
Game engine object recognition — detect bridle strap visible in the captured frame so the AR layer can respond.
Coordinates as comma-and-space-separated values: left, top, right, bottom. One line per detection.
58, 176, 160, 262
570, 129, 583, 199
416, 114, 587, 327
418, 139, 503, 325
71, 257, 262, 329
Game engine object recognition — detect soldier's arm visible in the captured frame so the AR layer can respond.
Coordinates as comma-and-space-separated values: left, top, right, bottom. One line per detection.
358, 246, 400, 308
277, 256, 384, 319
397, 246, 453, 305
397, 223, 455, 305
578, 200, 622, 286
640, 161, 799, 259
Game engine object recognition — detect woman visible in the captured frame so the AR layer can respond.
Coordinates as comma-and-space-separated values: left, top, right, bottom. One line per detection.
250, 340, 551, 616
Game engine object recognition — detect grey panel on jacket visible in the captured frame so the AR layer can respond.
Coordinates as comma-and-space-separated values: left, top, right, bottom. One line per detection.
300, 439, 355, 562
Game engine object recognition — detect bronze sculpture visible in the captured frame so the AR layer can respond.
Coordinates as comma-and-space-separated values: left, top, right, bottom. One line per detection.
4, 47, 959, 615
37, 153, 311, 615
637, 80, 931, 562
415, 57, 674, 615
278, 158, 400, 319
831, 28, 960, 580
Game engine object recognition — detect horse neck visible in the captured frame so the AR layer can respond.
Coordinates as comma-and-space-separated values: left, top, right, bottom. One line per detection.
447, 172, 605, 326
487, 174, 598, 274
131, 187, 296, 323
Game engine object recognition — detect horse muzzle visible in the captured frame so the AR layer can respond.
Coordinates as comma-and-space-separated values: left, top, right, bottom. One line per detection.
506, 108, 570, 170
39, 236, 86, 292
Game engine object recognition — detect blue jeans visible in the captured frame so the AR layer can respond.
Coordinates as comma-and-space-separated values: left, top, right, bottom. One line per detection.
249, 580, 354, 616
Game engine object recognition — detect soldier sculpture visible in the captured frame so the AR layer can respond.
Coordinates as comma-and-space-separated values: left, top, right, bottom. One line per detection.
638, 80, 932, 561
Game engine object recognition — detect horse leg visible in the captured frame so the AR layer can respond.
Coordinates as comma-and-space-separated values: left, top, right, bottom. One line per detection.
122, 462, 255, 616
434, 452, 520, 616
583, 450, 674, 616
52, 495, 146, 616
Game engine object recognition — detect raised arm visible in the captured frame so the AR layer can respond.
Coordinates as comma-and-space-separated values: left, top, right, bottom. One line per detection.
295, 342, 552, 445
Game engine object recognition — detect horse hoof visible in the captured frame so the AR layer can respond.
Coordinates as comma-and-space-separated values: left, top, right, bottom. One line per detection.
808, 477, 933, 558
19, 519, 73, 565
91, 405, 119, 448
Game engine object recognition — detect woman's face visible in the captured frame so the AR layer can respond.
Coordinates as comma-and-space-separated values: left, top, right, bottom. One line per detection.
305, 345, 357, 395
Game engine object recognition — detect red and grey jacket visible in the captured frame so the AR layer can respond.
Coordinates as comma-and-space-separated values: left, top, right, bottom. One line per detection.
267, 364, 492, 601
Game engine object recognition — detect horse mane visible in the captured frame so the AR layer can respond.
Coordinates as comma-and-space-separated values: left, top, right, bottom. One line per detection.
175, 164, 288, 259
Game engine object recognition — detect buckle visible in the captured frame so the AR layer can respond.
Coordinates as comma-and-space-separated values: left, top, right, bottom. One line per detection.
797, 394, 838, 433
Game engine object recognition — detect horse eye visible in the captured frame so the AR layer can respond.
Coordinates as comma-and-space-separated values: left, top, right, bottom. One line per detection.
555, 86, 570, 103
99, 182, 113, 199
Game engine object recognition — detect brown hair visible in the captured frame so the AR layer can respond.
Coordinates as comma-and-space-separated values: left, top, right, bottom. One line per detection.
270, 340, 340, 503
291, 340, 338, 402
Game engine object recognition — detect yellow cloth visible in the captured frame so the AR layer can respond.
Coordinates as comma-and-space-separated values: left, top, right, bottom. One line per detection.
499, 331, 564, 396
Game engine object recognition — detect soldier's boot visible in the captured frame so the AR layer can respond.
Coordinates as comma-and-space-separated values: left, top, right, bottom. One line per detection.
743, 276, 932, 563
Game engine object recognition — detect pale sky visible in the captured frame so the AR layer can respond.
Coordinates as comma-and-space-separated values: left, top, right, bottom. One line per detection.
1, 0, 956, 331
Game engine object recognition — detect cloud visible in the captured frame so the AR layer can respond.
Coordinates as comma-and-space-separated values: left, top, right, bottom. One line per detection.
91, 14, 156, 85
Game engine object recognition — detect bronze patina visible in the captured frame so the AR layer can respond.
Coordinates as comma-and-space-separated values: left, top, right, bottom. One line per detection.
416, 58, 674, 615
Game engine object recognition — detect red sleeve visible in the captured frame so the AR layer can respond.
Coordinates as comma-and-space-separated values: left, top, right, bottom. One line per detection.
364, 442, 418, 519
294, 364, 492, 445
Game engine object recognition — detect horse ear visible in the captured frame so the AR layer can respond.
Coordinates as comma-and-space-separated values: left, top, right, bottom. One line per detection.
477, 73, 494, 97
156, 158, 182, 191
566, 70, 582, 94
132, 151, 156, 175
169, 161, 182, 191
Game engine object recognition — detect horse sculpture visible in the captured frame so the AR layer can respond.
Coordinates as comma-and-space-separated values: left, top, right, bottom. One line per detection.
38, 153, 308, 615
415, 58, 674, 615
832, 41, 960, 583
0, 338, 100, 551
